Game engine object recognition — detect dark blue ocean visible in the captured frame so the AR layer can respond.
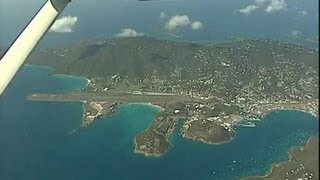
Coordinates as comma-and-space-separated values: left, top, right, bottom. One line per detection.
0, 0, 319, 179
0, 0, 318, 48
0, 65, 318, 180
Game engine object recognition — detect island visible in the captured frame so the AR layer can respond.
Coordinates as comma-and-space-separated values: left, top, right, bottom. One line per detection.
25, 36, 319, 157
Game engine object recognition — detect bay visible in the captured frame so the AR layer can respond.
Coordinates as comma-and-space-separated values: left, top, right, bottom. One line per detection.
0, 65, 318, 180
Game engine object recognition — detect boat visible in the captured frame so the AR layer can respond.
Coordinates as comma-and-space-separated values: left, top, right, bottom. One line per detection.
235, 121, 256, 128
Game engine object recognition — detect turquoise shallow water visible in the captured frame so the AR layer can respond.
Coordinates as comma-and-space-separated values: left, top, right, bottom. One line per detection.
0, 65, 318, 180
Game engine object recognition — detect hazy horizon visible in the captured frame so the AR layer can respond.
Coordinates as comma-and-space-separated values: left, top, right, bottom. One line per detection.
0, 0, 318, 47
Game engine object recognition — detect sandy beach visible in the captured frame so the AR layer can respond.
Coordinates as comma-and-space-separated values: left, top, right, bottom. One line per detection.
128, 102, 165, 111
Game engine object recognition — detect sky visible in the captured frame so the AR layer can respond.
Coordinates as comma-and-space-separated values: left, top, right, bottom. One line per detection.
0, 0, 318, 47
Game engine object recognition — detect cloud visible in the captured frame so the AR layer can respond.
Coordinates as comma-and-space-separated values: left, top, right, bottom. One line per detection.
115, 28, 144, 37
265, 0, 287, 13
298, 10, 308, 16
239, 5, 259, 15
160, 12, 167, 19
163, 14, 204, 31
291, 30, 301, 37
190, 21, 203, 30
238, 0, 287, 16
49, 16, 78, 33
164, 15, 191, 31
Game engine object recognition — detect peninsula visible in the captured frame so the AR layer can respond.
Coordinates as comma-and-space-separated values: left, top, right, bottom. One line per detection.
25, 36, 319, 157
245, 137, 319, 180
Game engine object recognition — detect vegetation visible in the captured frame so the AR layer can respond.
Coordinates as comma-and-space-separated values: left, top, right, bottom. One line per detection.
26, 36, 319, 156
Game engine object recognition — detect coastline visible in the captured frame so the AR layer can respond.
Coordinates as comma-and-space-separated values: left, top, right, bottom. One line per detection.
25, 64, 91, 89
260, 109, 319, 121
25, 63, 53, 70
51, 74, 90, 85
137, 102, 165, 111
123, 102, 165, 111
242, 135, 319, 179
23, 62, 318, 179
181, 131, 235, 145
26, 63, 90, 82
25, 50, 318, 168
133, 137, 164, 157
85, 78, 91, 86
133, 112, 178, 158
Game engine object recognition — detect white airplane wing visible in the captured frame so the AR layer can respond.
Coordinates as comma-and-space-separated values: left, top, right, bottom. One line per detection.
0, 0, 71, 95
